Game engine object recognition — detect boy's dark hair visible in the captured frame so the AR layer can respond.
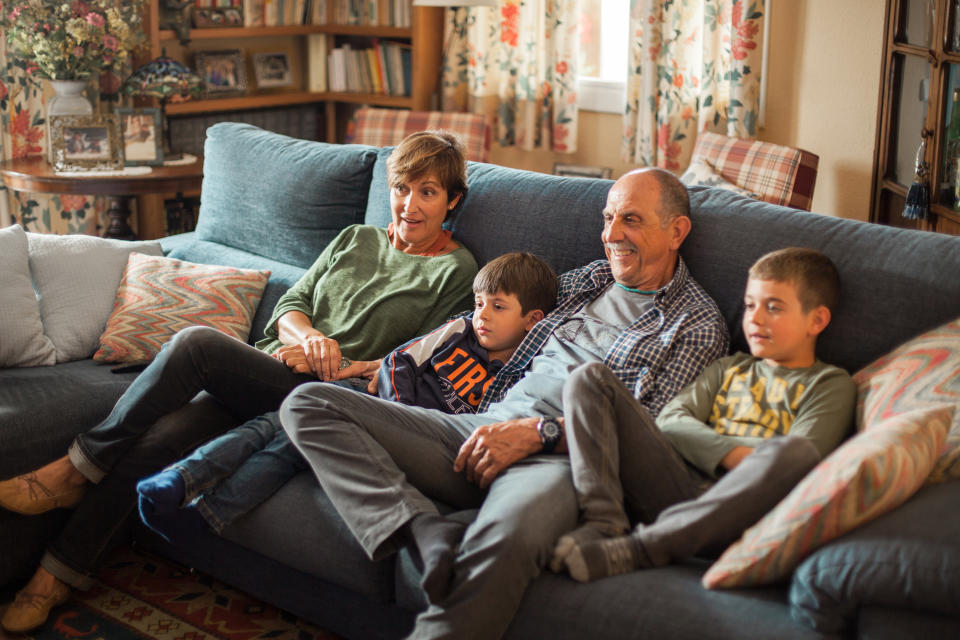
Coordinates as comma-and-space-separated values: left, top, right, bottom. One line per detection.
473, 252, 558, 316
748, 247, 840, 312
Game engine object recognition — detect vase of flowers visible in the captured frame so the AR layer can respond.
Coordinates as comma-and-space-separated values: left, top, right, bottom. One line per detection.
1, 0, 147, 160
1, 0, 147, 80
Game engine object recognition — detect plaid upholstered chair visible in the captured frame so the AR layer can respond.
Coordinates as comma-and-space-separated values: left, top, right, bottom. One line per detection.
346, 107, 491, 163
680, 132, 820, 211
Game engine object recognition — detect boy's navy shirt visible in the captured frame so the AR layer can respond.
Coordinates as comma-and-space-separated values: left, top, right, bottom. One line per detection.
378, 316, 504, 414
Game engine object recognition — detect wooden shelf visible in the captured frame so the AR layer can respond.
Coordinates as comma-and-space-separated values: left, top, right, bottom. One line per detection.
166, 91, 413, 115
159, 24, 412, 42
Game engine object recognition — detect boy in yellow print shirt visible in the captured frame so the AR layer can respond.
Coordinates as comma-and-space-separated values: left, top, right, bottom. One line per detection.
552, 247, 856, 581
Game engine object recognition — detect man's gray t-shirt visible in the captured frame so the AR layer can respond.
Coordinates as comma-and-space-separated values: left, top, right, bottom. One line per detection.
485, 284, 653, 421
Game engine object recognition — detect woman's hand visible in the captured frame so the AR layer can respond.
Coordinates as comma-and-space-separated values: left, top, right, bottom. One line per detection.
272, 345, 314, 376
334, 359, 383, 394
301, 334, 343, 381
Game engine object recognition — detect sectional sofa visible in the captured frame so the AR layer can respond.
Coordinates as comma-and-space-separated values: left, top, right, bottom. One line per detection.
1, 123, 959, 639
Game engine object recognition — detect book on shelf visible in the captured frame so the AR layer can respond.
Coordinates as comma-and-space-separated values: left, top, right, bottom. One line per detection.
310, 0, 327, 24
307, 33, 328, 92
244, 0, 265, 26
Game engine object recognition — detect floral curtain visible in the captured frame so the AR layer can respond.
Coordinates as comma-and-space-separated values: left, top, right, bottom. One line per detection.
0, 39, 106, 234
442, 0, 580, 152
622, 0, 764, 170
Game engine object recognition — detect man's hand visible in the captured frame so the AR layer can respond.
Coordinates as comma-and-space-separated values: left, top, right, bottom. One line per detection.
454, 417, 542, 489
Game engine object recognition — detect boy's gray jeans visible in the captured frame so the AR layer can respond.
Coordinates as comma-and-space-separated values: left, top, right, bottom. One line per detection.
563, 362, 821, 564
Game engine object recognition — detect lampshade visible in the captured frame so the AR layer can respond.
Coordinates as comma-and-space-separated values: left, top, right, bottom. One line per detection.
412, 0, 498, 6
121, 54, 204, 162
121, 55, 203, 101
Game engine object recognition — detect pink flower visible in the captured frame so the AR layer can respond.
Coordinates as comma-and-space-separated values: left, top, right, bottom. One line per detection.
73, 46, 85, 57
59, 194, 88, 211
501, 4, 519, 47
673, 73, 683, 88
85, 12, 105, 27
9, 7, 20, 20
657, 123, 681, 171
103, 34, 118, 51
552, 124, 569, 152
555, 61, 568, 75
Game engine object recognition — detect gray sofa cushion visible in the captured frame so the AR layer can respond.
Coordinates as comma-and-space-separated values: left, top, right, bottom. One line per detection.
0, 359, 139, 477
197, 123, 378, 270
789, 481, 960, 634
219, 471, 394, 602
366, 149, 609, 274
682, 186, 960, 373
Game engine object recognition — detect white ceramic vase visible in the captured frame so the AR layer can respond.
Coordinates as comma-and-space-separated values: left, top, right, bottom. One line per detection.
46, 79, 93, 162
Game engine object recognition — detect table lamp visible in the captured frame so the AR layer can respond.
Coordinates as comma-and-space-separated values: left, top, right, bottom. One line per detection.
122, 51, 203, 162
413, 0, 499, 110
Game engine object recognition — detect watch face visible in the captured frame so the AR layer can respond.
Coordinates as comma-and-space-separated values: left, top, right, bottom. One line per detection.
542, 420, 561, 439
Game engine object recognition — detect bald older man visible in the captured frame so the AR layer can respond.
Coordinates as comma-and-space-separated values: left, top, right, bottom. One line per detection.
281, 168, 730, 639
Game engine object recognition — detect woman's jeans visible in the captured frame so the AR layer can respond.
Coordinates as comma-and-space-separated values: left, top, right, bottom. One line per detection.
171, 376, 369, 534
43, 326, 315, 589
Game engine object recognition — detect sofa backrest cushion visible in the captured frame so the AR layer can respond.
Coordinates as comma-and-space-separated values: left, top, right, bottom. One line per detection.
198, 123, 378, 270
366, 148, 609, 274
682, 186, 960, 373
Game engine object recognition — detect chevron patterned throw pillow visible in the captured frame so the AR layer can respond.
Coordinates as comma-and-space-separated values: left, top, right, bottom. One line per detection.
93, 253, 269, 364
701, 405, 950, 589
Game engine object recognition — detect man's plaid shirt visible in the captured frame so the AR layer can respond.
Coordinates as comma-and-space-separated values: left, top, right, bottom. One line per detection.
477, 257, 730, 417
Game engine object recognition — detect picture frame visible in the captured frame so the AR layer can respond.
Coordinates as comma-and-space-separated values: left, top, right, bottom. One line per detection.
116, 107, 164, 167
253, 51, 293, 88
193, 6, 244, 28
49, 114, 122, 172
195, 49, 247, 97
553, 163, 613, 180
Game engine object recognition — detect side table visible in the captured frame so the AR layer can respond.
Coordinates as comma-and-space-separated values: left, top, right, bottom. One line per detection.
0, 157, 203, 239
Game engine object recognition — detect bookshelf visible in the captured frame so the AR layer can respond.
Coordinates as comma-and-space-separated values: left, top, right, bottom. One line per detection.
133, 1, 442, 238
144, 1, 444, 141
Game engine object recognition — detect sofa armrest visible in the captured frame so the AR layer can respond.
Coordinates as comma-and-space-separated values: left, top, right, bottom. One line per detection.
789, 481, 960, 634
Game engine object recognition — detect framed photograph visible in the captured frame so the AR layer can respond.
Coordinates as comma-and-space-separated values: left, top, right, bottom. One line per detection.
49, 114, 122, 172
116, 108, 164, 167
553, 163, 613, 179
194, 6, 244, 28
195, 49, 247, 97
253, 51, 293, 88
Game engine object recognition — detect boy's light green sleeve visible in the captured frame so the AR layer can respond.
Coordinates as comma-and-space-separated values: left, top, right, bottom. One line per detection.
657, 355, 740, 476
774, 367, 857, 459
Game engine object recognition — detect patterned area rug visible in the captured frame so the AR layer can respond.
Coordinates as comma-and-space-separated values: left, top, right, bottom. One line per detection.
1, 546, 341, 640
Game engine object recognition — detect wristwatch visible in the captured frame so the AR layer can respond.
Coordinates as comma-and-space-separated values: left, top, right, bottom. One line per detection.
537, 416, 562, 454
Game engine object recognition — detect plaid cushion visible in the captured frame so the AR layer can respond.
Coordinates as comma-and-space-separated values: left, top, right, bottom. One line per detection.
689, 132, 819, 211
346, 107, 491, 162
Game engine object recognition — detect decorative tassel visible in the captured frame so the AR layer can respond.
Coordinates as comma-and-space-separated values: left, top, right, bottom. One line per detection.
902, 136, 929, 221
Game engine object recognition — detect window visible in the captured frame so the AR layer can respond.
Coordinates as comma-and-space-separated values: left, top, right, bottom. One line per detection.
577, 0, 628, 113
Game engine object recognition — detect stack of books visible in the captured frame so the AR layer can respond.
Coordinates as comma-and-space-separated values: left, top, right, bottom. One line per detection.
327, 40, 411, 96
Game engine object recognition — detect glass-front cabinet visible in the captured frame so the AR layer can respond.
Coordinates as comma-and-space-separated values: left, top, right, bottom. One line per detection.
873, 0, 960, 235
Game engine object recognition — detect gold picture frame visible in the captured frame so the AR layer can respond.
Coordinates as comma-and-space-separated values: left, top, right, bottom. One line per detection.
195, 49, 247, 97
49, 114, 122, 172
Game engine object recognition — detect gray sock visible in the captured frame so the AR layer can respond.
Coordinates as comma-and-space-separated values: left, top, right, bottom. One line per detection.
550, 524, 618, 573
564, 533, 652, 582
